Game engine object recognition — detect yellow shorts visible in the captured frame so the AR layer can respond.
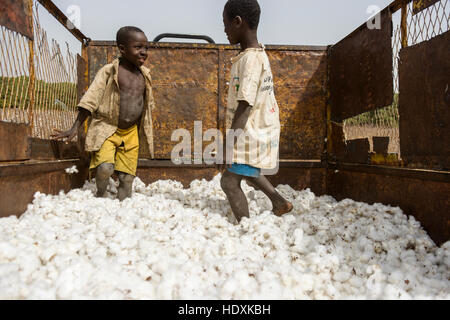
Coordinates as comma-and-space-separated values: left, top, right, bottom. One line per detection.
89, 125, 139, 177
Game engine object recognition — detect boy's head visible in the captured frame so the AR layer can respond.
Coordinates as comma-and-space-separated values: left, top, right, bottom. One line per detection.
116, 26, 148, 67
223, 0, 261, 45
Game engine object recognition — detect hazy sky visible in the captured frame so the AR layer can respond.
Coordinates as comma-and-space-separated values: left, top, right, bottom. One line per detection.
39, 0, 394, 55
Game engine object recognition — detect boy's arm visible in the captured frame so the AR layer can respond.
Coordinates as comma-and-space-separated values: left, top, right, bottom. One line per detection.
231, 101, 252, 131
51, 66, 108, 142
51, 107, 91, 142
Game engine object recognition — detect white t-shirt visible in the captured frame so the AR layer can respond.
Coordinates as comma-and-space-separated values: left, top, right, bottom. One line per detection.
226, 45, 281, 170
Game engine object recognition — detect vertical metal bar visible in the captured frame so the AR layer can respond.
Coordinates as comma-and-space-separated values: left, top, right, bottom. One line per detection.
27, 0, 36, 135
11, 33, 24, 121
401, 0, 409, 48
5, 31, 17, 119
0, 27, 8, 118
17, 35, 31, 123
81, 42, 89, 133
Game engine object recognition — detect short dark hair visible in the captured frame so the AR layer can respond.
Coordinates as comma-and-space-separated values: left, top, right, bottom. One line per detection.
224, 0, 261, 30
116, 26, 145, 45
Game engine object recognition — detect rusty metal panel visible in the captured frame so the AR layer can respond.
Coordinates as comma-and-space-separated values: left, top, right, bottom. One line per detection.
0, 121, 30, 161
345, 138, 370, 164
373, 137, 390, 155
0, 0, 33, 39
399, 30, 450, 170
136, 167, 219, 188
268, 167, 326, 195
327, 168, 450, 245
0, 160, 85, 218
87, 46, 110, 83
28, 138, 80, 160
147, 48, 219, 159
267, 50, 327, 160
329, 9, 393, 121
413, 0, 440, 14
76, 54, 87, 103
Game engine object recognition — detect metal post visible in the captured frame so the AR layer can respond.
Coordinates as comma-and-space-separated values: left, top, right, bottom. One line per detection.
27, 0, 36, 135
400, 0, 409, 48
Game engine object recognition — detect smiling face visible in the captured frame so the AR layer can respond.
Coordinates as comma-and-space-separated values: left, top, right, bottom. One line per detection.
118, 31, 149, 67
223, 9, 242, 45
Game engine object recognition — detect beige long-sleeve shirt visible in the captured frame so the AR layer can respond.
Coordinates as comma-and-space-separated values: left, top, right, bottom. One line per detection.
78, 58, 156, 158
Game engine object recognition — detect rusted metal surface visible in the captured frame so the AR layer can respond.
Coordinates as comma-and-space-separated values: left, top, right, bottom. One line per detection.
0, 0, 33, 39
327, 167, 450, 245
345, 138, 370, 164
373, 137, 390, 155
268, 168, 327, 196
76, 54, 87, 103
329, 9, 394, 121
327, 122, 347, 162
0, 160, 86, 218
413, 0, 440, 13
36, 0, 89, 44
399, 30, 450, 170
0, 121, 30, 161
267, 50, 327, 159
28, 138, 80, 160
148, 48, 218, 160
87, 42, 328, 161
136, 167, 219, 188
369, 153, 403, 166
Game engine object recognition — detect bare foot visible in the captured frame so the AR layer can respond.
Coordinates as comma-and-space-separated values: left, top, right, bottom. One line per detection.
273, 201, 293, 217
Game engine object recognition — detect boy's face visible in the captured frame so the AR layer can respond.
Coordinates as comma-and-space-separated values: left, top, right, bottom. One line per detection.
223, 10, 241, 45
119, 31, 149, 67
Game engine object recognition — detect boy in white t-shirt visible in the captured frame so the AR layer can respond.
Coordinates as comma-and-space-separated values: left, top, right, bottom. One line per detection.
221, 0, 293, 222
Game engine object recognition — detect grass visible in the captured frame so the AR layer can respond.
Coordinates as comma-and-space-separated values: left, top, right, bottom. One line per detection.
344, 93, 399, 127
0, 76, 77, 111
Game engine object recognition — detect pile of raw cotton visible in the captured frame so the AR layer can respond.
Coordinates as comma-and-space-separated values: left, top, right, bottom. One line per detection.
0, 174, 448, 299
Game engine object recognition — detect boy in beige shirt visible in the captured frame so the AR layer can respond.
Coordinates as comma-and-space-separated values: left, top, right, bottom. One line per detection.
221, 0, 293, 222
52, 26, 155, 201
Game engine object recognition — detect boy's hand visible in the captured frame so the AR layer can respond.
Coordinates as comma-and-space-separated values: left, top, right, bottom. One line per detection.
50, 127, 77, 144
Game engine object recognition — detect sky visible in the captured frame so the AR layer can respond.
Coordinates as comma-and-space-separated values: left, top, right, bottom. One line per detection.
39, 0, 395, 56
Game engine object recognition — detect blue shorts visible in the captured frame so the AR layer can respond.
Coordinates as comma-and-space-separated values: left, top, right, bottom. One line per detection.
227, 163, 261, 178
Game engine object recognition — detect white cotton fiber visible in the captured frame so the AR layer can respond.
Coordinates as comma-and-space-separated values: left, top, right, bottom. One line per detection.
0, 173, 448, 299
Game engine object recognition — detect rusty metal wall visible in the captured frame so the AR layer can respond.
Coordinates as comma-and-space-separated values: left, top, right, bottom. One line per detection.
0, 0, 33, 39
86, 42, 328, 161
329, 9, 394, 122
0, 159, 86, 218
399, 30, 450, 170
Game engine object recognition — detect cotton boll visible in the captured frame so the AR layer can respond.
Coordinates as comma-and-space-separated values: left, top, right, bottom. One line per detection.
0, 174, 449, 299
65, 166, 78, 174
0, 242, 17, 260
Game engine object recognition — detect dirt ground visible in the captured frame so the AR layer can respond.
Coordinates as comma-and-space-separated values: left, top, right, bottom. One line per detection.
344, 125, 400, 155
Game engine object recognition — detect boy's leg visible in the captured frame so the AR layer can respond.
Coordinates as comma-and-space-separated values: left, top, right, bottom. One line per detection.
114, 125, 139, 201
96, 163, 114, 197
245, 175, 293, 216
117, 172, 134, 201
220, 170, 248, 222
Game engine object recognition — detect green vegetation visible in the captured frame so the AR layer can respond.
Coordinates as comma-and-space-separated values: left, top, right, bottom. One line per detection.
344, 93, 399, 127
0, 76, 77, 111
